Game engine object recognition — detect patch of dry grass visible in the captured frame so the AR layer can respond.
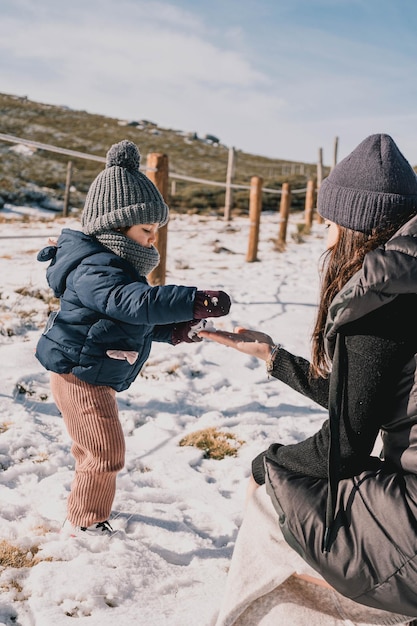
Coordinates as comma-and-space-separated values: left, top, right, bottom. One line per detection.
179, 427, 244, 460
15, 286, 59, 308
15, 380, 48, 400
0, 540, 50, 569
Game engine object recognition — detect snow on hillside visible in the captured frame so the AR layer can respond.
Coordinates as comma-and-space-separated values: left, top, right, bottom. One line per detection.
0, 208, 328, 626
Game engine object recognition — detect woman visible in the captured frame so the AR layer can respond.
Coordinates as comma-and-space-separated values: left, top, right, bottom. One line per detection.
201, 134, 417, 625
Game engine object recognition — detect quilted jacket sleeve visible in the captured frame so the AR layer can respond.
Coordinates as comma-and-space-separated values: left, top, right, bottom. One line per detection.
72, 258, 196, 326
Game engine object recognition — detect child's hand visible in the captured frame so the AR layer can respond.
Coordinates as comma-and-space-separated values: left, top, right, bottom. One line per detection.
193, 290, 231, 318
172, 319, 206, 344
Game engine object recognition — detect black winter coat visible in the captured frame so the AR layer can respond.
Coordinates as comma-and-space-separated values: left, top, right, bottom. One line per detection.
36, 229, 197, 391
256, 214, 417, 617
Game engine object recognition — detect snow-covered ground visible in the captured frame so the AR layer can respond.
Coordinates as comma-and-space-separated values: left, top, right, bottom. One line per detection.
0, 207, 328, 626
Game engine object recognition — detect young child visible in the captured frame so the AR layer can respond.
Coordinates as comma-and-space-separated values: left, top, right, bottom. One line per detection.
36, 139, 231, 536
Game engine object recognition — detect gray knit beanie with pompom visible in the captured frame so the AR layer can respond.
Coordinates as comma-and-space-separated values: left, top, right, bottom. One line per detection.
81, 140, 169, 235
318, 134, 417, 234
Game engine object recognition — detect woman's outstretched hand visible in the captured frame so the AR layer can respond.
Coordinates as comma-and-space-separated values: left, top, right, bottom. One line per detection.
198, 326, 274, 361
245, 475, 261, 510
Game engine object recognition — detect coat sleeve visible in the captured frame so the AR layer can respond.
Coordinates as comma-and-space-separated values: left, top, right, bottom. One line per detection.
72, 258, 196, 326
152, 324, 175, 344
269, 348, 329, 408
254, 330, 414, 483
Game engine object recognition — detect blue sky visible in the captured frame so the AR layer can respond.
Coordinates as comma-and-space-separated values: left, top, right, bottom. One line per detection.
1, 0, 417, 165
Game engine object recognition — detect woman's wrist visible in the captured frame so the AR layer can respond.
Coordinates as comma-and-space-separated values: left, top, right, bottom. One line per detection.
251, 451, 267, 485
266, 343, 282, 372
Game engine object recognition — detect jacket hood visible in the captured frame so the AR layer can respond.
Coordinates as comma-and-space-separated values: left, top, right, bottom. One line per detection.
38, 229, 105, 297
325, 213, 417, 358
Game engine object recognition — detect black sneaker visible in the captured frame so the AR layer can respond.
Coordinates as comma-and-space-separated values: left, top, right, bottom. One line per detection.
80, 520, 114, 535
62, 519, 114, 537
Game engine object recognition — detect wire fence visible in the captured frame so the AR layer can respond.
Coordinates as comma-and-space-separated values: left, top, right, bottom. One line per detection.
0, 132, 323, 284
0, 132, 309, 195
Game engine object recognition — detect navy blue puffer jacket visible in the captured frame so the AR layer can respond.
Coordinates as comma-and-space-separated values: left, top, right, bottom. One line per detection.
35, 229, 197, 391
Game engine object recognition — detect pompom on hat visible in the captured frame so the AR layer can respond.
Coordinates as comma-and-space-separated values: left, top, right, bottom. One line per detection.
81, 140, 169, 235
318, 134, 417, 234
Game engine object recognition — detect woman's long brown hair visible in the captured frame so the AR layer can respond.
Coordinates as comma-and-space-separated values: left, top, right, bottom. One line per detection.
310, 221, 409, 378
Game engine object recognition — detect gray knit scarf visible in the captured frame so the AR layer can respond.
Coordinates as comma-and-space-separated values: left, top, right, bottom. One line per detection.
95, 231, 160, 277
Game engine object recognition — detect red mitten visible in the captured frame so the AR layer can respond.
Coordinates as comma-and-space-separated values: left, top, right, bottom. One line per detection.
193, 291, 231, 318
172, 319, 206, 345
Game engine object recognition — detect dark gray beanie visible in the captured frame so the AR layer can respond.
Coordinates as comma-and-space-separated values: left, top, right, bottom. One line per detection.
81, 140, 169, 235
318, 134, 417, 233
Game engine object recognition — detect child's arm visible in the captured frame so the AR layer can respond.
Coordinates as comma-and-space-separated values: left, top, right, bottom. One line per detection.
73, 260, 231, 327
74, 261, 196, 325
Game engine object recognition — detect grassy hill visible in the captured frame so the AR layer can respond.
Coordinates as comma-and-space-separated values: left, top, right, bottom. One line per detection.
0, 92, 325, 216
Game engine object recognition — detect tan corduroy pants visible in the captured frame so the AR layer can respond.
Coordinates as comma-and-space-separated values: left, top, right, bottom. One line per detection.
50, 372, 125, 527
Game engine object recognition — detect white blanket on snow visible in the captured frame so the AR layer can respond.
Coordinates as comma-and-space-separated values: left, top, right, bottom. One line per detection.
212, 486, 413, 626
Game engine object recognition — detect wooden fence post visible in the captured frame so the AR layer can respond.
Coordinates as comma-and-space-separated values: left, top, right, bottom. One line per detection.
246, 176, 263, 262
316, 148, 324, 224
277, 182, 291, 248
304, 178, 316, 231
333, 136, 339, 169
224, 146, 235, 221
146, 153, 169, 286
63, 160, 73, 217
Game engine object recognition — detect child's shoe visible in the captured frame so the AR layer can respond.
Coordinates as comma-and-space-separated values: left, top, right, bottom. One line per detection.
62, 519, 114, 537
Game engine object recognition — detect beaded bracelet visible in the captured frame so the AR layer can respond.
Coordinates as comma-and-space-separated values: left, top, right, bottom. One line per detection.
266, 344, 282, 373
